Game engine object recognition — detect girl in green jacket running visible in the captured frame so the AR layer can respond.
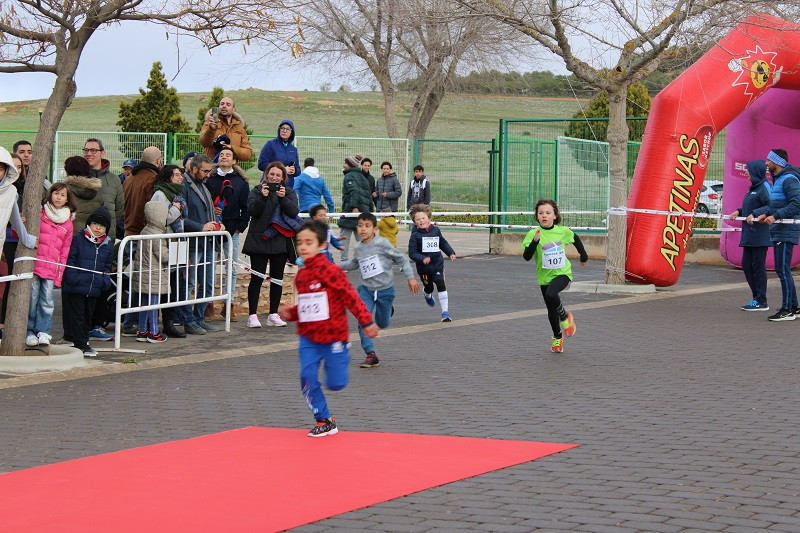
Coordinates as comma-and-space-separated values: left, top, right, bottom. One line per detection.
522, 199, 588, 353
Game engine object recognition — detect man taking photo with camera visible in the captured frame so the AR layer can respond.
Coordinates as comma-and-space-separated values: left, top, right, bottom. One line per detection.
199, 96, 253, 164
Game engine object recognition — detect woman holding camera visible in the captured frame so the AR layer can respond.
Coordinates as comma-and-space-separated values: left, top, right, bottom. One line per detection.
242, 161, 299, 328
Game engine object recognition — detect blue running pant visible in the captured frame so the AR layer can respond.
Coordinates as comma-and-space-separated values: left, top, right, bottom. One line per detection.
773, 241, 798, 311
299, 335, 350, 422
357, 285, 394, 354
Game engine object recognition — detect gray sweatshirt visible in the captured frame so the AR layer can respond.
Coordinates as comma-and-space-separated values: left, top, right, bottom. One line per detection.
338, 236, 414, 291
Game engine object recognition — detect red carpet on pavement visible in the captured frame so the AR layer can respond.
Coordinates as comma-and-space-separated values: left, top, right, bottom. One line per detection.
0, 426, 577, 532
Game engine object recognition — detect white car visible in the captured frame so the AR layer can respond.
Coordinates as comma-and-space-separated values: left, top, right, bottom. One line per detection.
698, 180, 723, 214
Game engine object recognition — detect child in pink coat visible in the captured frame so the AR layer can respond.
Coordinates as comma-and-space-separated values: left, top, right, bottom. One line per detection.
26, 183, 76, 346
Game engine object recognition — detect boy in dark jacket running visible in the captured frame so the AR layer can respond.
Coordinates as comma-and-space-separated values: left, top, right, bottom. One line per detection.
408, 204, 456, 322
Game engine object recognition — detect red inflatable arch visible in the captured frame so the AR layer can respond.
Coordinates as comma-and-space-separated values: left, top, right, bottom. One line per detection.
626, 13, 800, 286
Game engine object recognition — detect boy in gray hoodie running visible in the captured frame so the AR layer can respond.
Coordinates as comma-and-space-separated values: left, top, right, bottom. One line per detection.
339, 212, 420, 367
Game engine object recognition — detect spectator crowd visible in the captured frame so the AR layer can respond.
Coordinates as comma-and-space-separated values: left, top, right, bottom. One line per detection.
0, 96, 435, 356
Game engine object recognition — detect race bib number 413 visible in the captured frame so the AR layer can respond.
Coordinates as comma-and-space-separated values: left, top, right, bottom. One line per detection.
422, 236, 440, 252
297, 292, 330, 322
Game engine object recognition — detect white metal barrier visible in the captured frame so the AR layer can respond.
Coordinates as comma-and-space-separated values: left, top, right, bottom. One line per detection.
52, 131, 168, 183
114, 231, 233, 350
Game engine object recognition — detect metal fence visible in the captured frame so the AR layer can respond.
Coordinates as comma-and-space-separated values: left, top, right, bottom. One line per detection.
497, 118, 727, 232
173, 133, 410, 207
414, 139, 494, 210
114, 231, 233, 350
52, 131, 168, 182
0, 130, 37, 155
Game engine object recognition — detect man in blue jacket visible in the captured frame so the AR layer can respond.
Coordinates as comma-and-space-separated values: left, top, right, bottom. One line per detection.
751, 149, 800, 321
258, 120, 299, 188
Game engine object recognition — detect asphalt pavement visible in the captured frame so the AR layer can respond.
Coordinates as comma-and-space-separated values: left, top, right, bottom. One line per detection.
1, 232, 799, 532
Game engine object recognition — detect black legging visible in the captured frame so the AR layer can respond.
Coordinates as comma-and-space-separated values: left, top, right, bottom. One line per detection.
0, 241, 18, 324
540, 274, 571, 336
247, 253, 287, 315
419, 272, 446, 294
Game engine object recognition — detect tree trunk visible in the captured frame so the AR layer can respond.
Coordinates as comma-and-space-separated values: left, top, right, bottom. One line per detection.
381, 83, 400, 139
406, 84, 445, 140
604, 83, 629, 285
0, 51, 79, 356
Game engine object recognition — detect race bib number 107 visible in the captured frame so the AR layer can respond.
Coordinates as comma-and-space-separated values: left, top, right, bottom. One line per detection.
542, 247, 566, 270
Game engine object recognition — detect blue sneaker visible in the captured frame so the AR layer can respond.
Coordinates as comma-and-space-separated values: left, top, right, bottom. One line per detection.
424, 293, 435, 307
441, 311, 452, 322
741, 300, 769, 311
89, 326, 114, 341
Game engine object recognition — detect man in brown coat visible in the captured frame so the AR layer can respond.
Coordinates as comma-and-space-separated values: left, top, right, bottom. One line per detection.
122, 146, 162, 237
199, 97, 253, 163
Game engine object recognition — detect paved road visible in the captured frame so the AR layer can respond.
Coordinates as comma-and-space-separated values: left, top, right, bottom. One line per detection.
1, 252, 799, 532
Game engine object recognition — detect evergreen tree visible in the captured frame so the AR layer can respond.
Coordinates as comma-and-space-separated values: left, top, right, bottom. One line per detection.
117, 62, 190, 160
565, 81, 651, 142
195, 87, 226, 133
564, 81, 651, 177
195, 87, 254, 135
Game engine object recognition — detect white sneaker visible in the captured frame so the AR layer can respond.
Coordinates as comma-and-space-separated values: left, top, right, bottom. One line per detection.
247, 314, 262, 328
26, 334, 39, 347
37, 332, 52, 345
266, 313, 287, 327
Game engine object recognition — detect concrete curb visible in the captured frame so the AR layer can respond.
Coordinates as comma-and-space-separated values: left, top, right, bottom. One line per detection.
568, 280, 657, 294
0, 344, 91, 374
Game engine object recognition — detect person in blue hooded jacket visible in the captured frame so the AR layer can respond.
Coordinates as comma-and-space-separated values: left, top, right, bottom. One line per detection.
258, 120, 300, 189
750, 149, 800, 321
729, 161, 772, 312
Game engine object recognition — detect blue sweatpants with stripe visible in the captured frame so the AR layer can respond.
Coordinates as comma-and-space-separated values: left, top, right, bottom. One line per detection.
299, 335, 350, 422
773, 241, 798, 311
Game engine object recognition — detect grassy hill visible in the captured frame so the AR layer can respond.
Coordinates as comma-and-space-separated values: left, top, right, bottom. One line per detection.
1, 89, 586, 139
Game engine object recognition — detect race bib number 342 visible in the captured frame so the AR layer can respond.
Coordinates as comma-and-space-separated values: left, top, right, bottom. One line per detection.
297, 292, 330, 322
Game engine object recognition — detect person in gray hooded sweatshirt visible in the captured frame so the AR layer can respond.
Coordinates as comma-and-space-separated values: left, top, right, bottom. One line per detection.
338, 212, 420, 368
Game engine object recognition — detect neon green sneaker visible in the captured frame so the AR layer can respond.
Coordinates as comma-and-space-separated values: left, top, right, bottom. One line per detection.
551, 336, 564, 353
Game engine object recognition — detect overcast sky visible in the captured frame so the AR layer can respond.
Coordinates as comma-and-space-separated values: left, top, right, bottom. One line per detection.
1, 21, 329, 103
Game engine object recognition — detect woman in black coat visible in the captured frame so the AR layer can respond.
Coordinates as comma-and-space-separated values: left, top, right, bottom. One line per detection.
241, 161, 299, 328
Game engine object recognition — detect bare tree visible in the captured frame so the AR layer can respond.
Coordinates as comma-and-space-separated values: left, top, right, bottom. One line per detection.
299, 0, 524, 139
0, 0, 294, 356
458, 0, 782, 284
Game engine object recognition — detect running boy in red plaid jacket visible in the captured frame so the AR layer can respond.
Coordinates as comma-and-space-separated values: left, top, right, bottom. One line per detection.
279, 220, 378, 437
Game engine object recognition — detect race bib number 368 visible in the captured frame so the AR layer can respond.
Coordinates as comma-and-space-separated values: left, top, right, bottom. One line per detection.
297, 292, 330, 322
422, 236, 440, 252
